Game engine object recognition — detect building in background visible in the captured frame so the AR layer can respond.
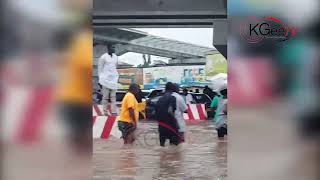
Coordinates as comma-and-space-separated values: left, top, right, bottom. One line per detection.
117, 68, 143, 89
205, 52, 227, 78
143, 65, 207, 89
92, 28, 226, 90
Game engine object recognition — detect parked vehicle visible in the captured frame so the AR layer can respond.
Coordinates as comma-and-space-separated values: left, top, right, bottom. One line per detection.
93, 89, 149, 104
190, 93, 213, 118
145, 89, 213, 119
145, 89, 165, 119
92, 90, 148, 120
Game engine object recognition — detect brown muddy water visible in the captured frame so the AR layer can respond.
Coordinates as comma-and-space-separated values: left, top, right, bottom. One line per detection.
93, 121, 227, 180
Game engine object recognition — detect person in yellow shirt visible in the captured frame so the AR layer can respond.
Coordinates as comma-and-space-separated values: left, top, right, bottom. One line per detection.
118, 84, 141, 144
56, 24, 92, 153
57, 30, 92, 105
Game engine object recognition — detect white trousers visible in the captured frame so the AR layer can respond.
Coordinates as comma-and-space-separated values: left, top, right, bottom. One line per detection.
102, 87, 117, 115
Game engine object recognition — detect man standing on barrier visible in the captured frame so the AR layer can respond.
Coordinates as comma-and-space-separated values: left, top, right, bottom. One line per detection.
98, 45, 118, 115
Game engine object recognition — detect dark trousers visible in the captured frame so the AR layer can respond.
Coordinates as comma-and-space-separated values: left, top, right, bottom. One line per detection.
159, 127, 181, 146
59, 103, 91, 152
159, 134, 181, 146
217, 127, 227, 138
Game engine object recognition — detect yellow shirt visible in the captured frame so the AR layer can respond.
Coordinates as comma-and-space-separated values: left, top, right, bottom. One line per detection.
118, 92, 139, 123
56, 30, 92, 105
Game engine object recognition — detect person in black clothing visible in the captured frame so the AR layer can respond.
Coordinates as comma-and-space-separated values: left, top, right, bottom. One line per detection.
135, 89, 144, 103
155, 82, 182, 147
203, 85, 216, 99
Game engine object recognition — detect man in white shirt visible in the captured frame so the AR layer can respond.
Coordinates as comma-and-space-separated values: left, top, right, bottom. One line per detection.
98, 45, 119, 115
182, 88, 194, 104
172, 84, 188, 142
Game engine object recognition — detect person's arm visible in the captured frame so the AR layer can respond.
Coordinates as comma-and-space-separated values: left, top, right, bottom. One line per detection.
127, 94, 137, 126
179, 96, 188, 113
223, 102, 227, 115
128, 108, 137, 127
98, 54, 105, 76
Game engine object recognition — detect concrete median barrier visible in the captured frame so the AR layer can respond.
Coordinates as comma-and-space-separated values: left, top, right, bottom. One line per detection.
92, 103, 208, 139
93, 116, 120, 139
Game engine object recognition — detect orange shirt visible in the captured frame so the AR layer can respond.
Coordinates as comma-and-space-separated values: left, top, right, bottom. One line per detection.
118, 92, 139, 124
56, 30, 92, 105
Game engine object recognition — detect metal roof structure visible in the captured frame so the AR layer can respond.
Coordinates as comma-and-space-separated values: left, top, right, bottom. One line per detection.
93, 0, 227, 28
94, 28, 216, 59
94, 28, 148, 44
93, 0, 227, 58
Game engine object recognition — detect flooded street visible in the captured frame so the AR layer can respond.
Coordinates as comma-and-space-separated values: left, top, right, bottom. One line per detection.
93, 121, 227, 180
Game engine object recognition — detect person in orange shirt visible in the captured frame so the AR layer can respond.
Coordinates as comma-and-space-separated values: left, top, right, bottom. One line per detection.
56, 21, 92, 153
118, 84, 141, 144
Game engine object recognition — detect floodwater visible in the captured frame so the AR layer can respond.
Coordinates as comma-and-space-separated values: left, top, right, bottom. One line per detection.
93, 121, 227, 180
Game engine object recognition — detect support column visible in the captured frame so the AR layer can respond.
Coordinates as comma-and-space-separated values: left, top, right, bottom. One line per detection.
213, 20, 228, 58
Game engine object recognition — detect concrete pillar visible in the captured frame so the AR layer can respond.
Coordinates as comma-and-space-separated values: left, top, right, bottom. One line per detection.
213, 20, 228, 58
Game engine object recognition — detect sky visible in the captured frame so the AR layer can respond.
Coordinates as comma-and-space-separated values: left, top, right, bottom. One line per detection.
118, 28, 214, 66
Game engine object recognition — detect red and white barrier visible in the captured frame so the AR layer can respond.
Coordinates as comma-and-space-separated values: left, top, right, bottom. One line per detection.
183, 104, 207, 122
93, 104, 112, 116
2, 86, 65, 144
92, 103, 208, 139
92, 104, 120, 139
93, 104, 103, 116
92, 105, 120, 139
93, 104, 207, 121
92, 116, 121, 139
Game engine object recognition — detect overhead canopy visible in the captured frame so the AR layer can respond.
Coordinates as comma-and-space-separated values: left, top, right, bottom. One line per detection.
94, 28, 216, 59
130, 36, 213, 58
94, 28, 148, 44
93, 0, 227, 58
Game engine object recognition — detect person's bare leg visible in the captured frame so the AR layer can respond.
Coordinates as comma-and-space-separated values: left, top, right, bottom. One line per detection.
126, 130, 136, 144
127, 132, 133, 144
131, 130, 136, 143
123, 137, 128, 144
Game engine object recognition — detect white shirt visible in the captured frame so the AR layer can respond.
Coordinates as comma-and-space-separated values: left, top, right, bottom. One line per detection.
185, 94, 193, 104
98, 53, 119, 90
172, 92, 188, 132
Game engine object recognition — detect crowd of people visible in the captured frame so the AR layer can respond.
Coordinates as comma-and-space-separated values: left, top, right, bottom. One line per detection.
97, 46, 227, 146
115, 81, 228, 146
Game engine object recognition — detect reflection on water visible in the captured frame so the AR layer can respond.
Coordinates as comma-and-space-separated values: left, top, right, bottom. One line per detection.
93, 121, 227, 180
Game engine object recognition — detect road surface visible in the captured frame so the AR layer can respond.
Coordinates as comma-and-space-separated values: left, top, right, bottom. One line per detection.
93, 121, 227, 180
